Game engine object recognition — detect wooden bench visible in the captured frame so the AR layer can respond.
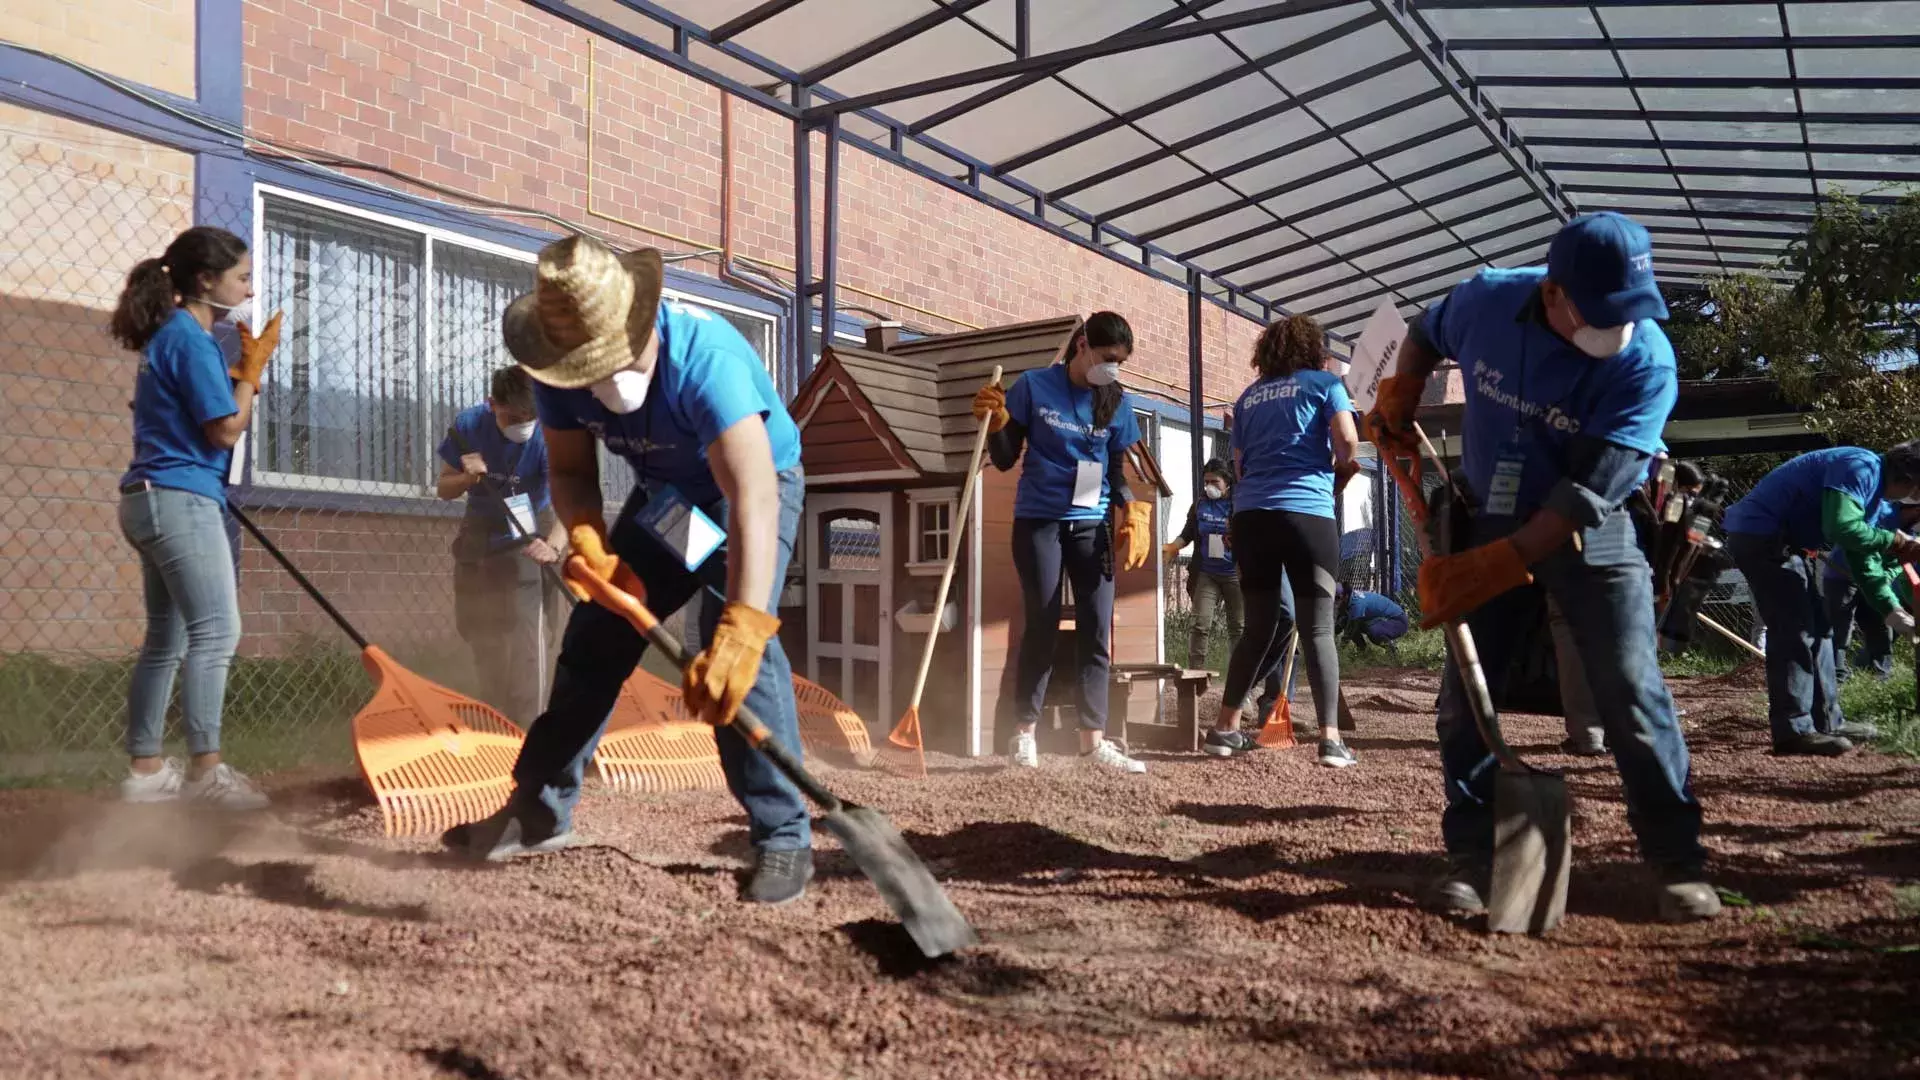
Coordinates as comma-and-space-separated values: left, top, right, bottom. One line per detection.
1035, 664, 1212, 756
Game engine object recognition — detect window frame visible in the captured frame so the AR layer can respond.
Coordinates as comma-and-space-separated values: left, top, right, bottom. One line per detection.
248, 185, 537, 499
245, 187, 781, 503
905, 486, 960, 576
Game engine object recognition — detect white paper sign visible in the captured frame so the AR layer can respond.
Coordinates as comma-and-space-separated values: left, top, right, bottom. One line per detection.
1344, 300, 1409, 418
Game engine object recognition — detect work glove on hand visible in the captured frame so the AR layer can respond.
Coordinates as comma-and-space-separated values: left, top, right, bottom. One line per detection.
564, 523, 643, 603
1116, 500, 1153, 572
1364, 373, 1427, 460
970, 381, 1009, 433
1416, 538, 1532, 629
230, 311, 282, 391
1885, 607, 1916, 639
1161, 540, 1183, 564
684, 603, 782, 728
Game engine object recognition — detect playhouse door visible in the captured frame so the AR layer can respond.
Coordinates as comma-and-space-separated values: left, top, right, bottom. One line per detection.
805, 494, 892, 728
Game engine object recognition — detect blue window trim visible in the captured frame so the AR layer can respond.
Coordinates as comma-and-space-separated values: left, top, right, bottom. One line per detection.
1130, 396, 1226, 432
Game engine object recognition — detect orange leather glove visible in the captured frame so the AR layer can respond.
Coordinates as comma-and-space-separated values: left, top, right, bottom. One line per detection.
971, 381, 1009, 433
565, 522, 643, 603
230, 311, 282, 390
1416, 538, 1533, 629
684, 603, 782, 728
1364, 373, 1426, 454
1116, 500, 1153, 572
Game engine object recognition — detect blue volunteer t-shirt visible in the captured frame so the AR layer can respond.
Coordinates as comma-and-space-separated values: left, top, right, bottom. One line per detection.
1825, 501, 1901, 579
1005, 364, 1142, 521
533, 298, 801, 507
1420, 267, 1677, 516
121, 308, 238, 505
1231, 369, 1352, 519
437, 403, 552, 551
1194, 496, 1235, 577
1723, 446, 1884, 553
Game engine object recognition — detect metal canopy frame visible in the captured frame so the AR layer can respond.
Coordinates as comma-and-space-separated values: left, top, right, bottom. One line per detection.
523, 0, 1920, 403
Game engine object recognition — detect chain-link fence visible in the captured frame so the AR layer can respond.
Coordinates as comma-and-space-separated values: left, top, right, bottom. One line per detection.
0, 128, 752, 786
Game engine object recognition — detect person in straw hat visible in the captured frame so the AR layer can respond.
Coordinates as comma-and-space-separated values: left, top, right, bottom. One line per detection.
440, 233, 816, 905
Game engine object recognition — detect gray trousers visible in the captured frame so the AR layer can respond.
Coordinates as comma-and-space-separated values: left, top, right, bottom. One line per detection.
1187, 570, 1245, 669
1548, 596, 1605, 751
454, 548, 557, 729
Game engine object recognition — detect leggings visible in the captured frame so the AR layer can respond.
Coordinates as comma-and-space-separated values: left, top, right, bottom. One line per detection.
1222, 509, 1341, 730
1007, 518, 1114, 731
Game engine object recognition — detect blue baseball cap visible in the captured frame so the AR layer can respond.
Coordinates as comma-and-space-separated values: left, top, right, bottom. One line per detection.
1546, 211, 1669, 327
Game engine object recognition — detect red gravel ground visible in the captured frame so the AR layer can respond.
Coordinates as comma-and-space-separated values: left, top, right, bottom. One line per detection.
2, 665, 1917, 1079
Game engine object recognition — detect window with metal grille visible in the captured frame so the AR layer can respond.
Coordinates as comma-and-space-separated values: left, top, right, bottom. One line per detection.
255, 193, 531, 496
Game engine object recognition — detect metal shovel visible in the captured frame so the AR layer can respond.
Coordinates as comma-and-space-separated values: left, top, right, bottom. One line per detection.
564, 560, 978, 959
1383, 426, 1570, 936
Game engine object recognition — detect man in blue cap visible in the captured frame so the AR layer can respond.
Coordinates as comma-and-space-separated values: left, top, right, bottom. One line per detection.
1366, 211, 1718, 924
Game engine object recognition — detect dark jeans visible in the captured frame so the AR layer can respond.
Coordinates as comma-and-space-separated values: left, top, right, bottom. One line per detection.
1729, 532, 1843, 742
1438, 511, 1703, 869
1824, 573, 1893, 683
1225, 510, 1341, 730
508, 468, 811, 852
455, 548, 557, 729
1008, 518, 1113, 731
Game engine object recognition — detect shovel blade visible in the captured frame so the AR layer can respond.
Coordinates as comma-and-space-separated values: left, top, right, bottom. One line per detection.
1488, 769, 1571, 936
822, 804, 977, 958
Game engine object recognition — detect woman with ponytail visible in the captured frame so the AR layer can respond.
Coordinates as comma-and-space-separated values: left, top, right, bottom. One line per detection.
971, 311, 1154, 774
110, 225, 280, 809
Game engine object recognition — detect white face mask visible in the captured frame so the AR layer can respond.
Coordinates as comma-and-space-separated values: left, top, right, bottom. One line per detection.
1085, 361, 1122, 387
1203, 483, 1225, 500
499, 420, 536, 444
589, 367, 653, 415
1571, 322, 1633, 359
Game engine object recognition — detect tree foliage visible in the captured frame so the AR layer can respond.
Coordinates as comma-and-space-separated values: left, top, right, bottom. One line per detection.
1663, 189, 1920, 450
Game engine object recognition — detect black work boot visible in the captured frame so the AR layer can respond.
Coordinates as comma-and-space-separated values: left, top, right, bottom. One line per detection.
744, 847, 815, 905
1772, 732, 1854, 757
1425, 855, 1491, 915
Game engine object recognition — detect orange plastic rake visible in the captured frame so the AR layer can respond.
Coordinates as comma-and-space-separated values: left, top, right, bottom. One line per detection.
231, 508, 525, 838
592, 668, 730, 793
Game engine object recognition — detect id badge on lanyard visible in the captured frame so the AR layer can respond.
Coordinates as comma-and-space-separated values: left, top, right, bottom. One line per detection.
1205, 534, 1226, 560
1071, 459, 1104, 509
1485, 434, 1527, 518
636, 484, 724, 571
502, 493, 536, 539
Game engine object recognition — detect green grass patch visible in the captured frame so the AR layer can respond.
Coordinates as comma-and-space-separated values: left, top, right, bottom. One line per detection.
1163, 602, 1447, 676
0, 635, 476, 787
1838, 661, 1920, 759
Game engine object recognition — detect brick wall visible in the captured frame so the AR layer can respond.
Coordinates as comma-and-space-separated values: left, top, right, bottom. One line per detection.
0, 104, 196, 657
7, 0, 198, 99
239, 0, 1271, 394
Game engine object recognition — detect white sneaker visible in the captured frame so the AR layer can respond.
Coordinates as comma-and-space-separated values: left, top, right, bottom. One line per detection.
183, 763, 271, 811
121, 758, 184, 803
1009, 731, 1040, 768
1081, 740, 1146, 774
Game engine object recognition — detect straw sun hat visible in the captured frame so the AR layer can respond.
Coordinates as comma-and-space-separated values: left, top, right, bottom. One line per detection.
502, 234, 664, 389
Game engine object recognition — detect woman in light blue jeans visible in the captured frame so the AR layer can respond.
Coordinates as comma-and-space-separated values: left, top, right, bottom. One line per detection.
109, 226, 279, 809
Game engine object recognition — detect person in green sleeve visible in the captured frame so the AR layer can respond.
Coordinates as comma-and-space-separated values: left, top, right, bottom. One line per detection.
1722, 443, 1920, 756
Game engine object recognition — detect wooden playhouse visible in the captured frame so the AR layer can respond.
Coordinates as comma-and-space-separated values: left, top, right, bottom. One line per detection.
779, 316, 1184, 759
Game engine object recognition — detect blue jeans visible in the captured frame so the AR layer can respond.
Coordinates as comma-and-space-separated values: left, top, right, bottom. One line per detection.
1437, 511, 1703, 868
118, 484, 242, 758
1729, 532, 1843, 742
509, 468, 811, 852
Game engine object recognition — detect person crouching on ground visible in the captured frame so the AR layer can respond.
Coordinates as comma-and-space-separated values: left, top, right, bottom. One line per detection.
441, 235, 816, 906
1206, 314, 1362, 768
109, 226, 277, 810
971, 312, 1154, 774
437, 364, 567, 728
1336, 585, 1408, 651
1721, 443, 1920, 757
1367, 211, 1719, 923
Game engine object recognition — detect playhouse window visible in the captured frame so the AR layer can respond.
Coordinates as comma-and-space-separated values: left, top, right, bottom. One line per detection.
820, 512, 882, 572
905, 488, 959, 572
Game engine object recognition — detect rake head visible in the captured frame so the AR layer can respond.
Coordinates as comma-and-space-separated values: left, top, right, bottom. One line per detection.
351, 646, 526, 838
592, 668, 728, 793
791, 675, 876, 759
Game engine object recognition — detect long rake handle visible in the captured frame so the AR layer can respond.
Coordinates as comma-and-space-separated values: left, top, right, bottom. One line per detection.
230, 506, 371, 651
903, 364, 1003, 713
1376, 425, 1528, 774
563, 560, 842, 813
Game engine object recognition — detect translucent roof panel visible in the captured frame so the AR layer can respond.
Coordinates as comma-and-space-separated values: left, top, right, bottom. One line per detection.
641, 0, 1920, 333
